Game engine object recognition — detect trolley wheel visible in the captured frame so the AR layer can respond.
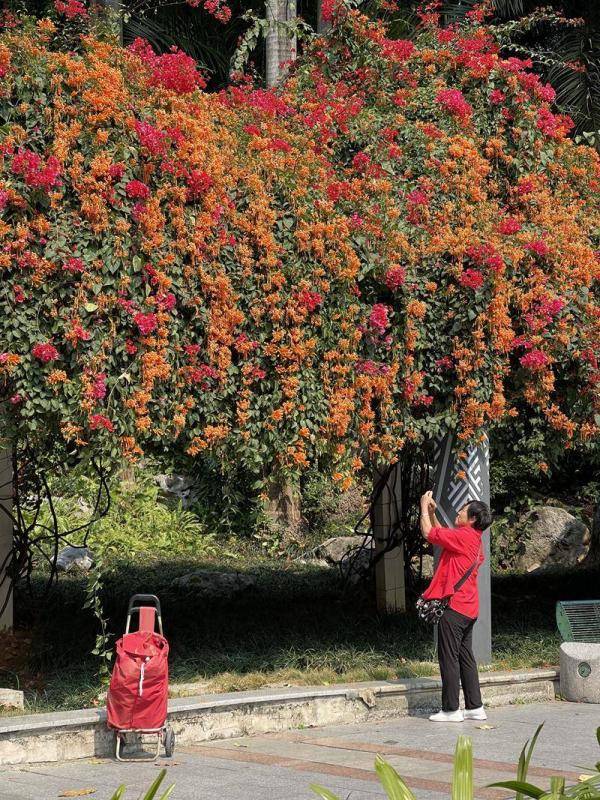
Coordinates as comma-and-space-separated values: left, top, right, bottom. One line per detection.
163, 726, 175, 758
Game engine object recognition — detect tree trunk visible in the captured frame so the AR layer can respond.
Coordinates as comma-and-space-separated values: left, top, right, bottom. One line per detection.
265, 0, 297, 88
264, 472, 302, 542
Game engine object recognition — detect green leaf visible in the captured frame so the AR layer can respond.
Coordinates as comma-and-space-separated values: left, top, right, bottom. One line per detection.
452, 736, 473, 800
139, 768, 174, 800
375, 755, 418, 800
516, 723, 544, 800
84, 303, 98, 313
489, 781, 545, 799
310, 785, 342, 800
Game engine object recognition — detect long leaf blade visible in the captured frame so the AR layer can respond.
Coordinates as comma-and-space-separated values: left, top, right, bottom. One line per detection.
489, 781, 546, 798
375, 754, 418, 800
141, 769, 170, 800
452, 736, 473, 800
310, 785, 342, 800
516, 723, 544, 800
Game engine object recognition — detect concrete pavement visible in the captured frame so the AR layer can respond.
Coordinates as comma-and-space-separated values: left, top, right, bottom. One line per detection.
1, 702, 598, 799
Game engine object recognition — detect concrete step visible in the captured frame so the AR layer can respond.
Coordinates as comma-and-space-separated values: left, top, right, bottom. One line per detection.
0, 669, 559, 766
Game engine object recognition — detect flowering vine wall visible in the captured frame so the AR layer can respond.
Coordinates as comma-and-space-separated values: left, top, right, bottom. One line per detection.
0, 2, 598, 490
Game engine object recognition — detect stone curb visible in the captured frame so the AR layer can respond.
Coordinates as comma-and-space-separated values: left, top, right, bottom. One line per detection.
0, 669, 559, 766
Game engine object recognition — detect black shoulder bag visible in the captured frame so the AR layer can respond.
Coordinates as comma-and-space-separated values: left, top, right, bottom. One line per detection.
416, 552, 480, 625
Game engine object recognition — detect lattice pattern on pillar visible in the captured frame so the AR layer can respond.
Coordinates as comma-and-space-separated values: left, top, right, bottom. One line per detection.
431, 432, 490, 526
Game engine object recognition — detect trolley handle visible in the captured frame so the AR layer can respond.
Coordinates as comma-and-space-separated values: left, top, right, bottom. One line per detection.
126, 594, 163, 635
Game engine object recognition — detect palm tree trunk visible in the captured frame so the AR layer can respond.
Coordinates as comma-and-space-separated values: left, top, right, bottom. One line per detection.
265, 0, 297, 87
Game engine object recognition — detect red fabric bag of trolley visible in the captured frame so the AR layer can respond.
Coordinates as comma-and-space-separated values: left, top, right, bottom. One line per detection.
106, 630, 169, 731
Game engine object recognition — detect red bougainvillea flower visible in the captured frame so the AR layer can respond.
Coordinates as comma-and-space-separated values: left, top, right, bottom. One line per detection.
435, 89, 473, 121
186, 170, 213, 199
157, 293, 177, 311
407, 188, 429, 206
459, 268, 485, 290
436, 357, 454, 371
133, 312, 158, 335
87, 373, 107, 401
382, 39, 415, 62
128, 39, 206, 93
63, 257, 85, 273
184, 344, 201, 357
369, 303, 391, 334
352, 151, 371, 172
525, 238, 550, 257
497, 217, 522, 235
54, 0, 87, 18
187, 364, 219, 386
537, 107, 574, 139
125, 180, 150, 200
12, 149, 61, 190
490, 89, 505, 105
135, 120, 168, 156
0, 189, 8, 211
186, 0, 231, 23
32, 342, 59, 363
385, 265, 406, 291
297, 289, 323, 312
10, 394, 22, 405
520, 350, 550, 370
466, 244, 504, 272
89, 414, 114, 432
108, 163, 125, 180
269, 137, 292, 153
13, 285, 25, 303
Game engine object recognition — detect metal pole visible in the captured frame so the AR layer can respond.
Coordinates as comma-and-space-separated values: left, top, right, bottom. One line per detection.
431, 431, 492, 664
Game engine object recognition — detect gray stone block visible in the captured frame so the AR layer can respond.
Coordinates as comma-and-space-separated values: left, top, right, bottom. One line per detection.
0, 688, 24, 710
560, 642, 600, 703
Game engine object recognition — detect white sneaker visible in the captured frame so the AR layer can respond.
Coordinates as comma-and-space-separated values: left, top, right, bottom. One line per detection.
429, 710, 465, 723
464, 706, 487, 721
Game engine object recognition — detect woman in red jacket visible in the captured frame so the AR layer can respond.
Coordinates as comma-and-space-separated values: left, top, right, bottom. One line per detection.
420, 490, 492, 723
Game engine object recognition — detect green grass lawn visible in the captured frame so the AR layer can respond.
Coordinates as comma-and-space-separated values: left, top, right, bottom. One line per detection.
5, 559, 597, 714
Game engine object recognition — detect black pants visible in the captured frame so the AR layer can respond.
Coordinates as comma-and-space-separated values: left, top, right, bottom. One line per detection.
437, 608, 483, 712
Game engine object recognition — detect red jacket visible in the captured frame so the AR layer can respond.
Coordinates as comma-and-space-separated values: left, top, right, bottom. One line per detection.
422, 525, 483, 619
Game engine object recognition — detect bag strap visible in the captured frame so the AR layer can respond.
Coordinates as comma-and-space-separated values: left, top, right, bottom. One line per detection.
452, 545, 482, 594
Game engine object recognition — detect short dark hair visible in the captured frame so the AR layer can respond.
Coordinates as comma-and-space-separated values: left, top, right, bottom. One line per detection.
465, 501, 492, 531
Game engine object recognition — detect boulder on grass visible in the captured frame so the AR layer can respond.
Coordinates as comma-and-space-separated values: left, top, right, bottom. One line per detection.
56, 545, 94, 573
316, 535, 370, 564
171, 570, 255, 597
514, 506, 590, 573
155, 474, 197, 509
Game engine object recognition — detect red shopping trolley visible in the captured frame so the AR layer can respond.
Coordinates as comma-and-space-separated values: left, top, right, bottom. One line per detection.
106, 594, 175, 761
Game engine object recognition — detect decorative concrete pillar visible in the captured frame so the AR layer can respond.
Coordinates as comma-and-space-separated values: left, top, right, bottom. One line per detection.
265, 0, 297, 87
431, 432, 492, 664
373, 465, 406, 614
316, 0, 331, 32
0, 449, 13, 631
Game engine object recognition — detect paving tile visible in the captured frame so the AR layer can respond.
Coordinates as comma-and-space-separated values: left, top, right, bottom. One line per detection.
1, 702, 598, 800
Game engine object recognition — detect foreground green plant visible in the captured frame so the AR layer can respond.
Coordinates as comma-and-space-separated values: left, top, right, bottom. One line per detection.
312, 736, 474, 800
491, 725, 600, 800
110, 768, 174, 800
311, 725, 600, 800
